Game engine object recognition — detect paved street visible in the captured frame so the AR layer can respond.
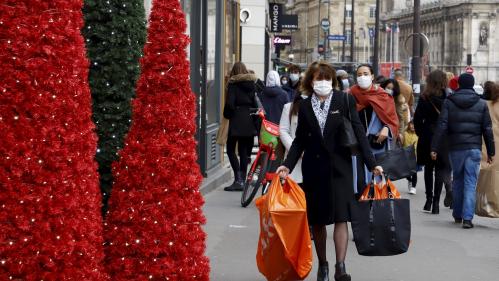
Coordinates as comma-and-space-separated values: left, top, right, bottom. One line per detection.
204, 171, 499, 281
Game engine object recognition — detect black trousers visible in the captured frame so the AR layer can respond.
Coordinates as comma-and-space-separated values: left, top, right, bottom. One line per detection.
406, 172, 417, 188
424, 161, 452, 202
226, 136, 254, 181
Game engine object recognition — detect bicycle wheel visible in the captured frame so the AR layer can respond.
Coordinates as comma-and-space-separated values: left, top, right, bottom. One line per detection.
241, 152, 268, 207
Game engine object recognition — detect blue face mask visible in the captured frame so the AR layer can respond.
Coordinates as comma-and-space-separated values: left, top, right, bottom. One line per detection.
342, 79, 350, 89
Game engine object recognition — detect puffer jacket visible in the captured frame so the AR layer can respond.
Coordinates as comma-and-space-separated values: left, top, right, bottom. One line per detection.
432, 88, 495, 156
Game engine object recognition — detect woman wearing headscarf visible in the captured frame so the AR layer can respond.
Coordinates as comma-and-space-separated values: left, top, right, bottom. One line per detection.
259, 70, 289, 124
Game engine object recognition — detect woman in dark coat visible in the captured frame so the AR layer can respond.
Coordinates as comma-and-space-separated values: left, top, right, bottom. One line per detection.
223, 62, 258, 191
277, 62, 383, 281
413, 70, 452, 213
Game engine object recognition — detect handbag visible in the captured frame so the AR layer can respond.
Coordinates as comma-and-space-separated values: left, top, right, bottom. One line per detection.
216, 117, 229, 145
350, 175, 411, 256
374, 146, 417, 181
340, 93, 360, 155
367, 134, 387, 150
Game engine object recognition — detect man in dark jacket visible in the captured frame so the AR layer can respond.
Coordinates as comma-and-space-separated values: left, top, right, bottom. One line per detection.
431, 73, 495, 229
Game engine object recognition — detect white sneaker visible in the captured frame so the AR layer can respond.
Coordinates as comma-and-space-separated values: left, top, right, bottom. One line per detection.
409, 187, 417, 195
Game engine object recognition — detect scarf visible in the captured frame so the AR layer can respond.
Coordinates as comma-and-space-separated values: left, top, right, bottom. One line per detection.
311, 93, 332, 135
350, 84, 399, 137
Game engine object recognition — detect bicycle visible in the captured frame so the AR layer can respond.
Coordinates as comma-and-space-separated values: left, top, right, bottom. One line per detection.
241, 110, 280, 207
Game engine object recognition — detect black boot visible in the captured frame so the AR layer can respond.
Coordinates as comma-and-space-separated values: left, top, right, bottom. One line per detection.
224, 172, 244, 191
334, 262, 351, 281
317, 261, 329, 281
423, 199, 432, 212
432, 183, 443, 214
431, 198, 440, 214
444, 190, 453, 208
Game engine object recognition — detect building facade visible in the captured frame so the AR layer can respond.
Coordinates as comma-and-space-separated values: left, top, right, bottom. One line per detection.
280, 0, 377, 65
383, 0, 499, 83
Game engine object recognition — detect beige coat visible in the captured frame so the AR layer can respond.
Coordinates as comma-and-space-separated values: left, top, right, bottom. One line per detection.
476, 100, 499, 217
397, 79, 414, 110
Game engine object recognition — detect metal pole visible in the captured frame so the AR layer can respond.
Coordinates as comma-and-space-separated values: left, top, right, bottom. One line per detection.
391, 23, 395, 76
305, 1, 309, 64
412, 0, 421, 98
350, 0, 355, 62
317, 0, 321, 59
373, 0, 380, 74
327, 0, 331, 60
342, 0, 347, 62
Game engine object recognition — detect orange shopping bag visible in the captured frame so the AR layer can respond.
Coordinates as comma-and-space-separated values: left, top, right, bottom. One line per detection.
256, 176, 312, 281
359, 175, 401, 201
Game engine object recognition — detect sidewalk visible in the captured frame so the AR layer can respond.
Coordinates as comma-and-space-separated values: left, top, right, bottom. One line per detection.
203, 172, 499, 281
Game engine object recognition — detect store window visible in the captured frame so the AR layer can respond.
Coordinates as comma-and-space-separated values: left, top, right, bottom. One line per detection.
346, 4, 352, 18
346, 29, 352, 44
369, 6, 376, 18
225, 1, 239, 77
206, 0, 218, 125
180, 0, 191, 57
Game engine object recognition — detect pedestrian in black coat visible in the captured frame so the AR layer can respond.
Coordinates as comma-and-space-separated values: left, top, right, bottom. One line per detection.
277, 62, 382, 281
223, 62, 258, 191
413, 70, 452, 214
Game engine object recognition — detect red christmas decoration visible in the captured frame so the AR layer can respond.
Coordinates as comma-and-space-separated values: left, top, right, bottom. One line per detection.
103, 0, 210, 280
0, 1, 107, 280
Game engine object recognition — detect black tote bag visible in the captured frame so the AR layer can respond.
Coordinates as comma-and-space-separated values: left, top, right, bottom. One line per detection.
374, 146, 417, 181
350, 196, 411, 256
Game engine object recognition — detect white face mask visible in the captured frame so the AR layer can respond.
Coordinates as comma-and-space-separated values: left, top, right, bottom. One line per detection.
342, 79, 350, 89
313, 80, 333, 97
282, 79, 288, 85
357, 75, 373, 89
290, 73, 300, 82
301, 94, 309, 99
385, 88, 393, 96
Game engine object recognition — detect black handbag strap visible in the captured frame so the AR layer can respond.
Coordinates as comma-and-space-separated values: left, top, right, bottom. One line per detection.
344, 93, 352, 121
367, 175, 399, 249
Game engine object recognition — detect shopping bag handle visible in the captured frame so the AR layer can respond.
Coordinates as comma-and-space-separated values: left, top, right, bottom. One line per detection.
369, 173, 396, 200
273, 175, 290, 193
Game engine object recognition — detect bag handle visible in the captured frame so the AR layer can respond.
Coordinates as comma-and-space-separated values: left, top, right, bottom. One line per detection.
429, 99, 441, 114
344, 93, 352, 121
368, 174, 397, 200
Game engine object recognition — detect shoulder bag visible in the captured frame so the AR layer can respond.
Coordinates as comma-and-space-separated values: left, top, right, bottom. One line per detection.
340, 93, 360, 155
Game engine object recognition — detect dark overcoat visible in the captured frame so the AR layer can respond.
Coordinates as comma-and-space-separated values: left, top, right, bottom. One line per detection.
283, 91, 376, 225
223, 74, 258, 137
413, 92, 450, 167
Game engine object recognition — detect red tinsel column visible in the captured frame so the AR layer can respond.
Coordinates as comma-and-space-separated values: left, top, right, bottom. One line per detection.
0, 1, 107, 280
104, 0, 210, 280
